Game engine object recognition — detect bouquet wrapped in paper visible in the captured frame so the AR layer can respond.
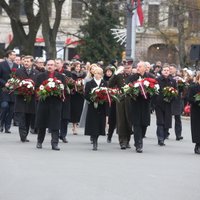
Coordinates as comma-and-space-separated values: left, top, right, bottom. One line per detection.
15, 79, 35, 102
162, 86, 178, 102
37, 77, 64, 101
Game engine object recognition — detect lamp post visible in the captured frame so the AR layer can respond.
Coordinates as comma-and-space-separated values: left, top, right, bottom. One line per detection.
125, 0, 142, 61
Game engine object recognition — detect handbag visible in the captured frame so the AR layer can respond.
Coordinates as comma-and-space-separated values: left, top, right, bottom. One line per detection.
184, 103, 190, 114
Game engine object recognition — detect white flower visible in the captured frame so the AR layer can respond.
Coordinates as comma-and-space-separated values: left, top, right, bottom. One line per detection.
60, 84, 64, 90
134, 82, 140, 88
39, 85, 44, 90
143, 80, 150, 87
27, 85, 31, 88
56, 80, 61, 84
48, 78, 53, 82
48, 82, 55, 88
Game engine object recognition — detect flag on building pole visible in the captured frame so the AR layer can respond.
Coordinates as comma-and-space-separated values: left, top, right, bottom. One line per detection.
131, 0, 144, 60
131, 0, 144, 26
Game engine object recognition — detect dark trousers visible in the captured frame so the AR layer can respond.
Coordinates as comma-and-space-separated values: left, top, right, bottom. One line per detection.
16, 112, 33, 141
0, 101, 14, 130
156, 125, 169, 142
59, 119, 69, 139
133, 125, 147, 148
37, 128, 59, 146
174, 115, 182, 137
107, 103, 116, 139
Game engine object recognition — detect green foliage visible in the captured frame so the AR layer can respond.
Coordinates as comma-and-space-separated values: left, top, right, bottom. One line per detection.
77, 0, 124, 64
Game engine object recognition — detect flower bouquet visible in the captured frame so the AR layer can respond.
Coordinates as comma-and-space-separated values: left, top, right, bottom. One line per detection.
162, 86, 178, 102
15, 79, 35, 102
142, 78, 160, 97
3, 77, 21, 94
176, 77, 188, 91
75, 78, 84, 94
194, 92, 200, 106
90, 87, 114, 108
65, 77, 75, 94
37, 78, 64, 101
122, 82, 140, 100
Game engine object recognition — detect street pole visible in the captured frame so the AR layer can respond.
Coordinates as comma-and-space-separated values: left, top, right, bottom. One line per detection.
125, 0, 138, 61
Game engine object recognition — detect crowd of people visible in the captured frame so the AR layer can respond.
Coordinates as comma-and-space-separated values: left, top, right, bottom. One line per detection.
0, 50, 200, 154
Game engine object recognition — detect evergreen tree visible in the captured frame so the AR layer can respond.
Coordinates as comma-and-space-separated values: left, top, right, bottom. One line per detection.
77, 0, 124, 64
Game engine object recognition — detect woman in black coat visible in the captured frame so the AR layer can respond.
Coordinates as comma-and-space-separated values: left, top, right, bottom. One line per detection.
187, 72, 200, 154
84, 67, 107, 150
70, 61, 86, 135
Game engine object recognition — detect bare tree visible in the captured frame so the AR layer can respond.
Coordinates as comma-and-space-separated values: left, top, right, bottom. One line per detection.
0, 0, 41, 56
38, 0, 65, 59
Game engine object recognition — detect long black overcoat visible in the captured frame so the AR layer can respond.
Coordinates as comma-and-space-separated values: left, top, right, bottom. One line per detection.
155, 75, 177, 128
187, 83, 200, 144
127, 72, 154, 126
84, 79, 107, 137
14, 67, 38, 114
0, 60, 18, 102
34, 71, 65, 130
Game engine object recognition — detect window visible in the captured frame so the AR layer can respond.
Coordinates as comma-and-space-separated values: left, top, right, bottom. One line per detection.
189, 9, 200, 31
71, 0, 83, 18
148, 5, 159, 28
168, 6, 178, 27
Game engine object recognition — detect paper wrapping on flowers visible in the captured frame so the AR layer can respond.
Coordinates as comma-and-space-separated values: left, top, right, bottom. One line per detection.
37, 77, 64, 101
65, 77, 84, 95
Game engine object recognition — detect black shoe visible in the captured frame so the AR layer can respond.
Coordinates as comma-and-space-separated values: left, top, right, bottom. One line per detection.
62, 137, 68, 143
194, 145, 200, 154
52, 145, 60, 151
136, 147, 143, 153
176, 136, 183, 141
158, 140, 165, 146
5, 130, 11, 133
92, 139, 98, 151
120, 144, 126, 150
36, 143, 42, 149
0, 126, 3, 132
107, 137, 111, 143
21, 139, 29, 142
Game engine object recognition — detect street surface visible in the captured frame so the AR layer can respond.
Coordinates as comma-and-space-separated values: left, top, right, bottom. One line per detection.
0, 114, 199, 200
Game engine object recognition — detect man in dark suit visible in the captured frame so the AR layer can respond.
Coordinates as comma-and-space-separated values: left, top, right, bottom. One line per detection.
0, 50, 18, 133
35, 60, 66, 151
128, 61, 155, 153
14, 55, 39, 142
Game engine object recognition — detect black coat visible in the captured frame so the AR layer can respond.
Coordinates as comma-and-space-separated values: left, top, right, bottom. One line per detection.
188, 83, 200, 144
127, 73, 154, 126
84, 79, 107, 137
14, 67, 39, 114
34, 71, 65, 129
0, 60, 18, 102
70, 70, 86, 123
155, 75, 177, 128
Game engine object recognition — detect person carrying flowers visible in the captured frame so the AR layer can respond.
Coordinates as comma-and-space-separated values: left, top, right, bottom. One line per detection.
154, 64, 177, 146
14, 55, 39, 142
84, 67, 107, 151
35, 60, 66, 151
127, 61, 157, 153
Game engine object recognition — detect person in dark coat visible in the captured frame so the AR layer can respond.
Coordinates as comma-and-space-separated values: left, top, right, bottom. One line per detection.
84, 67, 107, 151
187, 72, 200, 154
109, 61, 133, 150
35, 60, 66, 151
127, 61, 155, 153
103, 65, 116, 143
154, 64, 177, 146
14, 56, 39, 142
70, 61, 86, 135
0, 50, 18, 133
169, 64, 184, 141
55, 58, 72, 143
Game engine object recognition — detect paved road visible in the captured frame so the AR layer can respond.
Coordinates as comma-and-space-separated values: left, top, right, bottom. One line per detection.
0, 114, 199, 200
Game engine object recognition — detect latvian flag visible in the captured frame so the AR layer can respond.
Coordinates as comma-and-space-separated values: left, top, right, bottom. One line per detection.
132, 0, 144, 26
